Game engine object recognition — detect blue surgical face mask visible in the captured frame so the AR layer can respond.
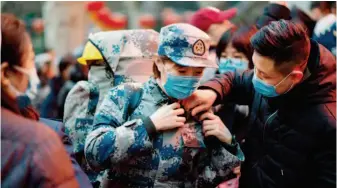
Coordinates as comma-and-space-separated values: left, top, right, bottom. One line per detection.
219, 58, 249, 74
252, 68, 294, 97
163, 73, 201, 99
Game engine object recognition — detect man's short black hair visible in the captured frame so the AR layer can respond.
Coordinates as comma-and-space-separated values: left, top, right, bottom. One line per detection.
59, 54, 75, 73
311, 1, 321, 10
250, 19, 310, 71
310, 1, 333, 12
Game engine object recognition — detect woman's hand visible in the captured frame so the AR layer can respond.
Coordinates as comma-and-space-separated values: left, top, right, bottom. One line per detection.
150, 102, 186, 131
200, 112, 232, 145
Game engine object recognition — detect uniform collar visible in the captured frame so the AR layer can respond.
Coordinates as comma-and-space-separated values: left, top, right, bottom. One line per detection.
144, 77, 177, 106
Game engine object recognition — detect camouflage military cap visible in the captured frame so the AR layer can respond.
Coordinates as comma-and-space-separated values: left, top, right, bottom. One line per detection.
158, 23, 218, 68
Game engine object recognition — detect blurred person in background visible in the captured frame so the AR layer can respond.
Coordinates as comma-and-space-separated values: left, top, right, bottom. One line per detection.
183, 20, 336, 188
72, 44, 90, 81
214, 25, 258, 142
189, 7, 237, 49
57, 54, 76, 88
256, 1, 335, 55
189, 7, 237, 83
57, 61, 88, 120
310, 1, 334, 21
311, 1, 336, 56
255, 1, 291, 30
1, 13, 79, 187
33, 52, 55, 112
256, 1, 317, 38
40, 54, 76, 119
332, 2, 336, 15
216, 25, 257, 74
290, 6, 317, 37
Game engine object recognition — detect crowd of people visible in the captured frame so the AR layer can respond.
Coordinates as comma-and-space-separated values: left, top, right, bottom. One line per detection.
29, 49, 88, 120
1, 1, 336, 188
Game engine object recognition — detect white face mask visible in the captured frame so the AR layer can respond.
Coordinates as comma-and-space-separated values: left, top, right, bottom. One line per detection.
88, 65, 114, 93
13, 66, 40, 100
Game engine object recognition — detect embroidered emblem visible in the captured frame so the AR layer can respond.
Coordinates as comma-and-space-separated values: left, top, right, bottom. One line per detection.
192, 39, 206, 56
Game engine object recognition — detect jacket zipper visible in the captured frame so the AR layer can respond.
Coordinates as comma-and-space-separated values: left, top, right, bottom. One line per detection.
263, 110, 278, 143
280, 168, 285, 188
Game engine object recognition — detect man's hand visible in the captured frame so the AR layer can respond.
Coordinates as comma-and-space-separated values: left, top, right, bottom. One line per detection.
150, 102, 186, 131
200, 112, 232, 145
233, 166, 241, 176
181, 89, 217, 116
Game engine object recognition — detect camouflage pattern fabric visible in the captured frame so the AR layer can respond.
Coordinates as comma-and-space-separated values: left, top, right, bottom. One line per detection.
85, 77, 243, 187
63, 29, 159, 185
158, 23, 218, 68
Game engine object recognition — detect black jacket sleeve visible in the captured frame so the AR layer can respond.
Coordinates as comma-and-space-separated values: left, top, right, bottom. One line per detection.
312, 117, 336, 188
256, 3, 291, 29
199, 70, 255, 106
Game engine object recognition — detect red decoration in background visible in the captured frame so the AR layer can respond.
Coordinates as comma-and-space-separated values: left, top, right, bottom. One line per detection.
86, 1, 104, 12
96, 8, 111, 27
139, 14, 156, 29
86, 1, 127, 31
109, 13, 128, 29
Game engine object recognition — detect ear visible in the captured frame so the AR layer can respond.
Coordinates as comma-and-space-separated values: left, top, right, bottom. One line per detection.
1, 62, 11, 88
291, 70, 304, 84
154, 58, 164, 73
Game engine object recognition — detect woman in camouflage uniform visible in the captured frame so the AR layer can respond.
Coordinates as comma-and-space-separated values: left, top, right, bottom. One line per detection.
64, 29, 159, 187
85, 23, 244, 187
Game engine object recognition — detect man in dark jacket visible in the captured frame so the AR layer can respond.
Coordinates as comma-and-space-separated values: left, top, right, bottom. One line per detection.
183, 20, 336, 188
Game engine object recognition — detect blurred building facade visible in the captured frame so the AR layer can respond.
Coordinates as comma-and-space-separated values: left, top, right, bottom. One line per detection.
1, 1, 311, 58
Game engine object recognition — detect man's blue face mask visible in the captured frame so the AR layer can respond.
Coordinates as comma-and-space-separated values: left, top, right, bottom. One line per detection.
164, 73, 201, 99
252, 68, 297, 98
218, 58, 249, 74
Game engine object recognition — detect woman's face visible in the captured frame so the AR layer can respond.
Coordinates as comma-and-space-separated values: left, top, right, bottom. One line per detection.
221, 42, 249, 63
156, 58, 205, 99
123, 59, 154, 84
5, 38, 35, 93
158, 59, 204, 84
